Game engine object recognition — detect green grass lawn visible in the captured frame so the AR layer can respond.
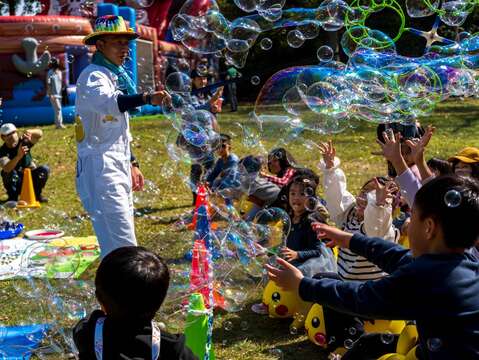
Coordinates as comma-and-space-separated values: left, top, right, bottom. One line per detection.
0, 99, 478, 359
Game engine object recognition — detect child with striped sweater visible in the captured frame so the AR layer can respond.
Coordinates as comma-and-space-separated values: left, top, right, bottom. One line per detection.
318, 141, 400, 281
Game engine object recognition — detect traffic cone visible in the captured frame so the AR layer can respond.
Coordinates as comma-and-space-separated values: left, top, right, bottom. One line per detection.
17, 168, 40, 208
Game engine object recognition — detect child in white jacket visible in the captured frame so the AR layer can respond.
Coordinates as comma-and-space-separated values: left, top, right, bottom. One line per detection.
318, 141, 400, 281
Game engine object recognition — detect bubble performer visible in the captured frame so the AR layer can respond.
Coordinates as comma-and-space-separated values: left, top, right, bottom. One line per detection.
75, 15, 171, 258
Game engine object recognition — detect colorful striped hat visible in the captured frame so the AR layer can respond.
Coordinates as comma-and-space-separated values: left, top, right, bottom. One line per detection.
83, 15, 139, 45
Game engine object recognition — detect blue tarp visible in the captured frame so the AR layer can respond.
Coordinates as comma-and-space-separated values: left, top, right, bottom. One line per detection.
0, 324, 50, 359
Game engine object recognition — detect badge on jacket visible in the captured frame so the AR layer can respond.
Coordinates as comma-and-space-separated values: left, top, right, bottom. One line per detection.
75, 115, 85, 143
102, 115, 118, 123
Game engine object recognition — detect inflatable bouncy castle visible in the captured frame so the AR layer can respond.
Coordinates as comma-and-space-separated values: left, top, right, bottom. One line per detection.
0, 0, 193, 126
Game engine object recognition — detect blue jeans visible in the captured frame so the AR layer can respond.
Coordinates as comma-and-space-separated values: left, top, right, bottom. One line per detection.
1, 166, 49, 201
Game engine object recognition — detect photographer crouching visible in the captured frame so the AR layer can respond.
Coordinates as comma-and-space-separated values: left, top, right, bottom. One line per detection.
0, 124, 49, 204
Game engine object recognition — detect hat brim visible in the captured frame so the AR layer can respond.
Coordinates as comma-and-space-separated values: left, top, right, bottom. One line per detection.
83, 31, 139, 45
448, 155, 479, 164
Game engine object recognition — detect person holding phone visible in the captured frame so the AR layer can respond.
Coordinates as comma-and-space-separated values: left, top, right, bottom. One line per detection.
0, 123, 49, 203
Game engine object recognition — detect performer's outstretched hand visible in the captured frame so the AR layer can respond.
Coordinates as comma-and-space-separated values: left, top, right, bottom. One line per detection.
151, 90, 172, 106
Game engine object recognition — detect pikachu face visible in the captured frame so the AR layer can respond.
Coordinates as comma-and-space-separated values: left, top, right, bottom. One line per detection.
305, 304, 328, 348
262, 280, 309, 318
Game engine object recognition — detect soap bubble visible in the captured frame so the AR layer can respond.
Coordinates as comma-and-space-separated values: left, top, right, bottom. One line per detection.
259, 4, 283, 22
24, 23, 34, 33
344, 339, 354, 349
317, 46, 334, 63
380, 332, 395, 344
268, 348, 284, 359
406, 0, 440, 17
166, 72, 192, 94
233, 0, 259, 13
252, 207, 291, 254
297, 21, 319, 39
260, 38, 273, 50
136, 9, 148, 23
444, 189, 462, 208
427, 337, 443, 352
305, 197, 320, 211
251, 76, 261, 85
137, 0, 154, 7
230, 18, 261, 46
227, 39, 250, 53
224, 320, 233, 331
287, 30, 305, 48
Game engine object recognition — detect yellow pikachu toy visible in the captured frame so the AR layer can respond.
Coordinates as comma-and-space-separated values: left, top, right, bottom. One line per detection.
304, 304, 329, 347
305, 302, 407, 357
377, 324, 419, 360
262, 280, 312, 330
363, 319, 406, 335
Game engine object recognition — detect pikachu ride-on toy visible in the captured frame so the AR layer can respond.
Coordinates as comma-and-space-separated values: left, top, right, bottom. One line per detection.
305, 302, 409, 357
262, 280, 312, 330
304, 303, 365, 353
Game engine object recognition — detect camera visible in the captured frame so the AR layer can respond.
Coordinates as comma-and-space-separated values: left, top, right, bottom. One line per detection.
20, 136, 32, 148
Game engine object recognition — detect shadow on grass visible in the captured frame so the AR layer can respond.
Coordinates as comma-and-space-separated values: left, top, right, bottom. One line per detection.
135, 204, 190, 214
447, 114, 479, 133
436, 104, 479, 114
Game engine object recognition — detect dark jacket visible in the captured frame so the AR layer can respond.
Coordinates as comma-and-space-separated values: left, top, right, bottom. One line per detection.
73, 310, 198, 360
299, 233, 479, 360
288, 211, 328, 262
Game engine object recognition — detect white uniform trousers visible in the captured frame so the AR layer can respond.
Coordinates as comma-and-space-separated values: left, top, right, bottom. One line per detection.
76, 153, 136, 258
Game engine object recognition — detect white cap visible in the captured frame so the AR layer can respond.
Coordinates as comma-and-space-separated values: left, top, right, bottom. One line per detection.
0, 123, 17, 136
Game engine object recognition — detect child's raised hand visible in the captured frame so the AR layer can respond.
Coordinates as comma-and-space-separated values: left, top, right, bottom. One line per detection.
319, 140, 336, 169
281, 247, 299, 261
405, 125, 435, 163
311, 222, 353, 249
374, 178, 397, 207
265, 257, 303, 292
377, 131, 402, 163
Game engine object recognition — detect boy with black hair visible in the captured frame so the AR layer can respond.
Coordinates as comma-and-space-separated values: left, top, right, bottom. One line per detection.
73, 246, 198, 360
206, 133, 239, 189
266, 175, 479, 359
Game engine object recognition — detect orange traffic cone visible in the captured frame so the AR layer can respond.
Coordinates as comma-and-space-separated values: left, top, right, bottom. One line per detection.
17, 168, 40, 208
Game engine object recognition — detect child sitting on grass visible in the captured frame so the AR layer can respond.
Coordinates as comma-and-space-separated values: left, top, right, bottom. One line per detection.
281, 174, 337, 277
266, 175, 479, 359
73, 246, 197, 360
239, 155, 280, 221
318, 140, 400, 281
260, 147, 298, 187
206, 133, 239, 189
